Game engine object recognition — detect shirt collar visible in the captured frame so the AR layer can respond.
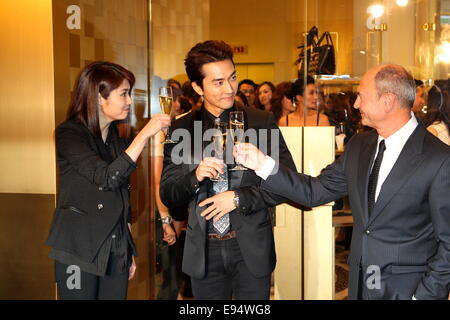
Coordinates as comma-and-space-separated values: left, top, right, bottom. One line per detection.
377, 112, 418, 150
201, 104, 236, 125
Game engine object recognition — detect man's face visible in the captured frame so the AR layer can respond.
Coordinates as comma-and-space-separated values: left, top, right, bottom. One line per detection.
193, 60, 238, 116
353, 68, 385, 128
240, 84, 256, 106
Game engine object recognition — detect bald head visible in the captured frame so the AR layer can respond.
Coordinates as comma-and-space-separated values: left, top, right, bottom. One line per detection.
372, 64, 416, 109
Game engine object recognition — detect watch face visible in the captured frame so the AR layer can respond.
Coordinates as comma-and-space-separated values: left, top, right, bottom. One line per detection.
162, 216, 172, 224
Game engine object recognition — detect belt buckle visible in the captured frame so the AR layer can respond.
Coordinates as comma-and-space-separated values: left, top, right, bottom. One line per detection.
216, 232, 228, 240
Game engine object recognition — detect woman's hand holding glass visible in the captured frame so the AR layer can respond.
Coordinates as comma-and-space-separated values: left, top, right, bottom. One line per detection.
141, 113, 171, 138
159, 86, 178, 144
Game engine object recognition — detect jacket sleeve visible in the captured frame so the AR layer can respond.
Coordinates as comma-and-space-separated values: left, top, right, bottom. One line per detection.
234, 112, 298, 216
260, 133, 353, 207
415, 156, 450, 300
56, 123, 137, 191
160, 137, 200, 208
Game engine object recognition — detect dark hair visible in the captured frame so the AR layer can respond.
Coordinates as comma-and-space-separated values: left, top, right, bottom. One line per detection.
182, 81, 201, 104
291, 76, 315, 97
168, 78, 182, 90
374, 64, 416, 108
67, 61, 135, 138
270, 81, 294, 121
255, 81, 276, 110
235, 91, 249, 106
178, 96, 193, 114
185, 40, 234, 89
422, 84, 450, 134
238, 79, 257, 92
414, 79, 424, 87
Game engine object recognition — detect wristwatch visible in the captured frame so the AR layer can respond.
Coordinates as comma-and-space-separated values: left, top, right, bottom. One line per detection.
160, 216, 173, 225
233, 192, 239, 209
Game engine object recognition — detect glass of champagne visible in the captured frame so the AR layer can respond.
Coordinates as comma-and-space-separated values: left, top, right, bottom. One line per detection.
159, 87, 177, 144
210, 119, 228, 182
229, 111, 247, 171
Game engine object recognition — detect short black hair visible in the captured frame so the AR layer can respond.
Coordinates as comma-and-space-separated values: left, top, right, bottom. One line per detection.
238, 79, 257, 91
184, 40, 234, 89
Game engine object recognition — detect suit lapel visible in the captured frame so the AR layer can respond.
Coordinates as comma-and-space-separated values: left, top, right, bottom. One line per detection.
368, 125, 426, 225
357, 131, 378, 225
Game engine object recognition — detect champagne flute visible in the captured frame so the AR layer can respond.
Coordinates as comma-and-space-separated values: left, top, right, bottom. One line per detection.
159, 87, 177, 144
210, 119, 228, 182
229, 111, 247, 171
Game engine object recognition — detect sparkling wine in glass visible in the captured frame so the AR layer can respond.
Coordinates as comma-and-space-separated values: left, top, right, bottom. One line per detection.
159, 87, 177, 144
229, 111, 247, 171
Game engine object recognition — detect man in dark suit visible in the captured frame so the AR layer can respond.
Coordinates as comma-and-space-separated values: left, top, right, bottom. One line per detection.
235, 64, 450, 300
160, 40, 296, 300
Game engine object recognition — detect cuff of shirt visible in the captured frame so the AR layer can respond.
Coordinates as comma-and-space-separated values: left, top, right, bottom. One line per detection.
255, 156, 276, 180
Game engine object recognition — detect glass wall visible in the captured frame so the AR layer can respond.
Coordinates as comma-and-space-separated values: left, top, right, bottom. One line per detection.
149, 0, 449, 300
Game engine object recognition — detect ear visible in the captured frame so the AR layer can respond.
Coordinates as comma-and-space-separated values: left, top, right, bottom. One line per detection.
98, 93, 105, 107
296, 94, 304, 105
383, 93, 396, 113
191, 81, 204, 97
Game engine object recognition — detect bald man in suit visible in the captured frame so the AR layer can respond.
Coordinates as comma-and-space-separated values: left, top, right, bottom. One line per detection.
234, 64, 450, 300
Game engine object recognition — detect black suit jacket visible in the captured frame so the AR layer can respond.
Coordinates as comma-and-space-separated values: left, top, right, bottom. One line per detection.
261, 123, 450, 299
160, 105, 296, 279
46, 120, 137, 262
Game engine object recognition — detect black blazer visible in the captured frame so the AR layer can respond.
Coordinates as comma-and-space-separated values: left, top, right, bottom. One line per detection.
160, 105, 296, 279
261, 124, 450, 299
46, 120, 137, 263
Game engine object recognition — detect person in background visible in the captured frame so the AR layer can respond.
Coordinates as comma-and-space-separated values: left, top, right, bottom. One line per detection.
153, 126, 178, 300
46, 61, 171, 300
422, 83, 450, 145
270, 81, 296, 123
235, 91, 249, 108
279, 76, 330, 127
238, 79, 258, 108
182, 80, 202, 111
256, 81, 276, 112
412, 79, 426, 116
168, 78, 182, 91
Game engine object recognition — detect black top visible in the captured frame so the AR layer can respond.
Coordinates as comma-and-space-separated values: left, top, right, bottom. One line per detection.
48, 121, 135, 276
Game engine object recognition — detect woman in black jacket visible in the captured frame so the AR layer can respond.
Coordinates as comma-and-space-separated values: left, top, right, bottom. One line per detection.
46, 61, 171, 299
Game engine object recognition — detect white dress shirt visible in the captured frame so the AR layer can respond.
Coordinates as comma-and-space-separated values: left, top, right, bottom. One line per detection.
372, 114, 418, 201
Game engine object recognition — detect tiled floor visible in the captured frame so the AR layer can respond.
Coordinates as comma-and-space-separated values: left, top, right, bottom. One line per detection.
335, 244, 350, 300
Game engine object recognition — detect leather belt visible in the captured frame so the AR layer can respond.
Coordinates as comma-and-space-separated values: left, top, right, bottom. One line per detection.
207, 231, 236, 240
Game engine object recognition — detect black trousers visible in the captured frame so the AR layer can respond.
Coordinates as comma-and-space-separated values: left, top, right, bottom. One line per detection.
191, 237, 271, 300
55, 257, 129, 300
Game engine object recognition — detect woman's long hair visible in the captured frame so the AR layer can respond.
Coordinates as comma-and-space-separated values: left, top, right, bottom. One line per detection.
67, 61, 135, 138
270, 82, 296, 122
422, 84, 450, 134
